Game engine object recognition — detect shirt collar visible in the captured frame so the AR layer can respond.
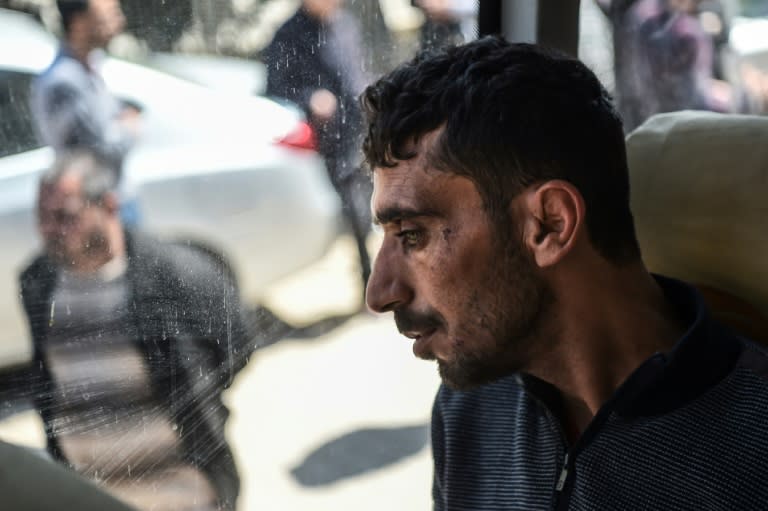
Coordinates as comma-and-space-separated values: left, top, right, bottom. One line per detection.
519, 275, 743, 419
613, 275, 742, 417
57, 44, 98, 73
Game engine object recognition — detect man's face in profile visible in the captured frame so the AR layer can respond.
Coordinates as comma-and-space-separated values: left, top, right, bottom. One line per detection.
366, 130, 555, 389
86, 0, 125, 48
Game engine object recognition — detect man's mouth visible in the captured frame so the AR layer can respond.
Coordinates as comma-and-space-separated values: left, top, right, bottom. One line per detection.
394, 309, 443, 360
403, 328, 438, 360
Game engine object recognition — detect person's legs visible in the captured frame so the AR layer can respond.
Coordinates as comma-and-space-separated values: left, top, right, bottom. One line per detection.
325, 153, 372, 297
338, 172, 372, 291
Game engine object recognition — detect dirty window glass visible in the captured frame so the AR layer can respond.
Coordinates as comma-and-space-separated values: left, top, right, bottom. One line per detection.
12, 0, 768, 508
579, 0, 768, 133
4, 0, 765, 509
0, 1, 476, 510
0, 70, 41, 157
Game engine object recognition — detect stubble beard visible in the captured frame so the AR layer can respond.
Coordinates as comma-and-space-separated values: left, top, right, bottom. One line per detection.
438, 229, 555, 391
49, 226, 110, 271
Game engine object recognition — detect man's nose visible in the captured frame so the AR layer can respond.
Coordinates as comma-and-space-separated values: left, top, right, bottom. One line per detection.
365, 248, 413, 313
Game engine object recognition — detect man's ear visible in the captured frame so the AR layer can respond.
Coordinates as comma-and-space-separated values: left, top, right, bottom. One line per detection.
519, 180, 585, 268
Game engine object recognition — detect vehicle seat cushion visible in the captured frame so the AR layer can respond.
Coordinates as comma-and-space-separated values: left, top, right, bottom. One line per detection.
626, 110, 768, 339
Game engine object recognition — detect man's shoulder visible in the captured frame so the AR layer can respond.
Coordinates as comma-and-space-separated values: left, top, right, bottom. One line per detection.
19, 252, 53, 289
20, 252, 46, 276
281, 9, 313, 31
35, 54, 88, 92
434, 375, 527, 418
732, 335, 768, 384
269, 10, 316, 49
130, 231, 214, 268
128, 231, 235, 292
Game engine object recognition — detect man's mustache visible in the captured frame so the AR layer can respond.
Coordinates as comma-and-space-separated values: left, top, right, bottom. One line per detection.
394, 308, 443, 335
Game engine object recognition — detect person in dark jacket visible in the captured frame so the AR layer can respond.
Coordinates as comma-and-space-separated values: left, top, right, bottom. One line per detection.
262, 0, 372, 291
361, 37, 768, 510
16, 150, 252, 511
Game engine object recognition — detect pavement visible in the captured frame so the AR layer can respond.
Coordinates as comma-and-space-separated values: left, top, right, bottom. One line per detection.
0, 234, 443, 511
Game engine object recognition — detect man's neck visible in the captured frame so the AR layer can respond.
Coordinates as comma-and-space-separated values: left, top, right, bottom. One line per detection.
526, 262, 686, 440
62, 252, 127, 281
302, 4, 334, 23
64, 36, 94, 67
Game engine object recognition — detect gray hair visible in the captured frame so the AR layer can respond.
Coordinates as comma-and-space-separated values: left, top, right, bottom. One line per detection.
41, 150, 119, 203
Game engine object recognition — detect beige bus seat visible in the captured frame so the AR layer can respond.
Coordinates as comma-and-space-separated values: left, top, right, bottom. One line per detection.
627, 111, 768, 343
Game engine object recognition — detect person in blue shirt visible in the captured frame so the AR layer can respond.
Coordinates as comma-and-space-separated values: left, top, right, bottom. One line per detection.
30, 0, 141, 224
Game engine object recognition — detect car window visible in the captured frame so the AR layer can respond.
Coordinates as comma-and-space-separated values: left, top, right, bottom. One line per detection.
0, 70, 42, 158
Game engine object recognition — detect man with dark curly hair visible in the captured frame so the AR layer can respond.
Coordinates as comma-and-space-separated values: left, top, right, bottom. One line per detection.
362, 36, 768, 510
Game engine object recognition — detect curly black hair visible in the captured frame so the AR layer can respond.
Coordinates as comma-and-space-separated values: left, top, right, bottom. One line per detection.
361, 36, 640, 264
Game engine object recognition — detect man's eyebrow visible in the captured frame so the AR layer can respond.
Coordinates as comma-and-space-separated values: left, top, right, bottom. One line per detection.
373, 206, 440, 226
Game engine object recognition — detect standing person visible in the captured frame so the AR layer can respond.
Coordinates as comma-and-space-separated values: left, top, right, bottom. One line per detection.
633, 0, 741, 120
262, 0, 372, 292
413, 0, 477, 51
30, 0, 140, 222
18, 151, 251, 511
596, 0, 760, 131
361, 37, 768, 509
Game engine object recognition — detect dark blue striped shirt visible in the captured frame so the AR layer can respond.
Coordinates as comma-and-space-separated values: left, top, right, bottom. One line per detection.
432, 277, 768, 510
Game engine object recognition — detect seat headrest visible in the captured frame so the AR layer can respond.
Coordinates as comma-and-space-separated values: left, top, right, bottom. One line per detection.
627, 110, 768, 340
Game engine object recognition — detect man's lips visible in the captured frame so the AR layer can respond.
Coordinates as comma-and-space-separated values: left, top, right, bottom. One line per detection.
394, 309, 443, 360
403, 328, 438, 360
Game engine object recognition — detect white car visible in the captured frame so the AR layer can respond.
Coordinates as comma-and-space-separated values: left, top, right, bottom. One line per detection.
0, 8, 342, 367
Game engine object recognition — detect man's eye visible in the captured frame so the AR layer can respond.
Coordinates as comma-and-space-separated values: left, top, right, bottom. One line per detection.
396, 230, 422, 248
